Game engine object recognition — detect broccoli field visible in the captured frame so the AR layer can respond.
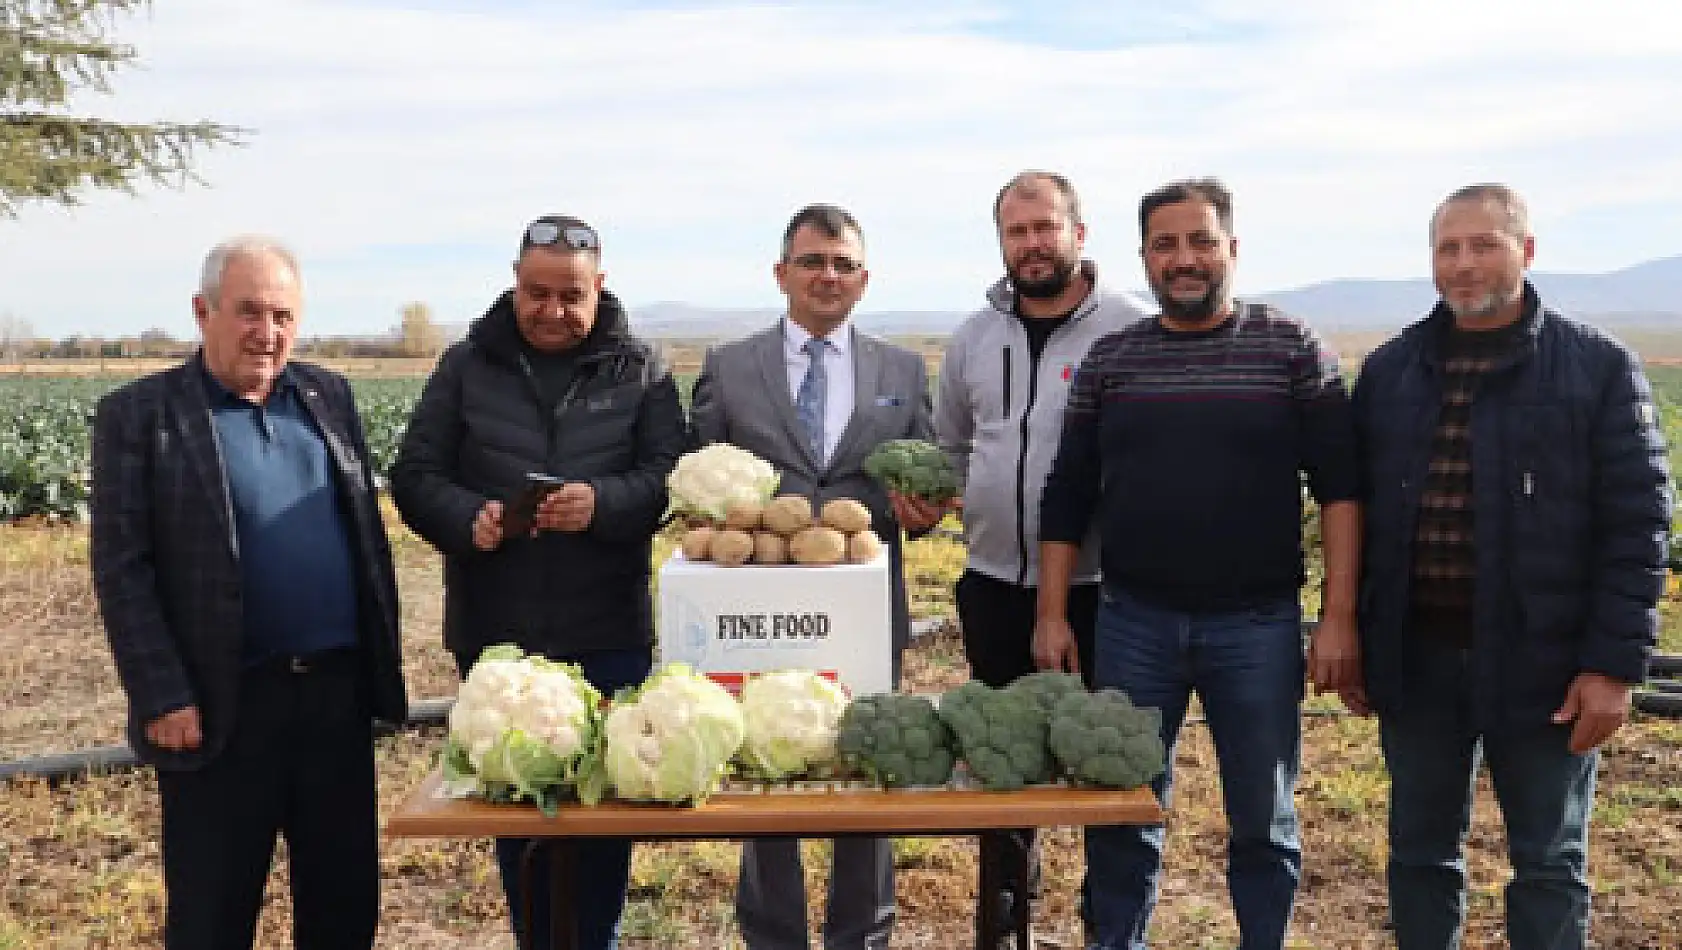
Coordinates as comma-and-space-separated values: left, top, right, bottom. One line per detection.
0, 372, 724, 522
0, 375, 423, 520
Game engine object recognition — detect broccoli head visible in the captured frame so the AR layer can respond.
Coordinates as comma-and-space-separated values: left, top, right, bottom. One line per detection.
1046, 689, 1165, 789
835, 693, 956, 788
863, 439, 960, 504
938, 680, 1053, 791
1005, 670, 1086, 716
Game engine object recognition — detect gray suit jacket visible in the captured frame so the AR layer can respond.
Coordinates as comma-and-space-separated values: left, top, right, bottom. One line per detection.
690, 322, 933, 652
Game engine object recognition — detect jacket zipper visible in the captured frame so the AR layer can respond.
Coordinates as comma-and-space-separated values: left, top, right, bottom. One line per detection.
518, 352, 612, 469
1014, 341, 1040, 586
1001, 347, 1012, 418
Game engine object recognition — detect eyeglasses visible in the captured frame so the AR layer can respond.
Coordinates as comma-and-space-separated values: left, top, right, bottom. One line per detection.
525, 221, 600, 251
789, 252, 863, 275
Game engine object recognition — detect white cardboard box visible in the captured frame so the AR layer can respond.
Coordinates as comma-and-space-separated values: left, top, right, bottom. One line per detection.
657, 551, 894, 696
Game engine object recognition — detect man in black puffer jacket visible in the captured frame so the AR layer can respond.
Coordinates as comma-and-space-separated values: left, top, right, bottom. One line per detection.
1352, 185, 1672, 950
391, 214, 687, 950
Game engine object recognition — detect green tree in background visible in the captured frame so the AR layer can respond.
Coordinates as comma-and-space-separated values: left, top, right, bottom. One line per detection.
1, 0, 242, 216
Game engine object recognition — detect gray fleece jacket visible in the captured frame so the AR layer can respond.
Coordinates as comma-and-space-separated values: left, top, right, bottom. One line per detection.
934, 263, 1150, 587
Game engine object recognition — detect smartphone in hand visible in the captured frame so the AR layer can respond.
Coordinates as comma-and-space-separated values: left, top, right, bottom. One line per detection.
503, 473, 567, 538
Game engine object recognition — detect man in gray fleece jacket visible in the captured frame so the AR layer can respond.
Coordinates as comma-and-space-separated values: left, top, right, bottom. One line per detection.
933, 171, 1150, 947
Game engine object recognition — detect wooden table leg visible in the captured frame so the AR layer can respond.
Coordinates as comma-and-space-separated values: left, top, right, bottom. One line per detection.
549, 837, 579, 950
518, 840, 541, 950
977, 833, 1001, 948
976, 832, 1031, 949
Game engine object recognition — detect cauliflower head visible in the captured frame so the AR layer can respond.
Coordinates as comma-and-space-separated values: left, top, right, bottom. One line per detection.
736, 669, 849, 780
443, 644, 601, 811
667, 444, 780, 523
602, 663, 745, 803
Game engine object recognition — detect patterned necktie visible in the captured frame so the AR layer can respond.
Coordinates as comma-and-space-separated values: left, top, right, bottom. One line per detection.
795, 337, 827, 462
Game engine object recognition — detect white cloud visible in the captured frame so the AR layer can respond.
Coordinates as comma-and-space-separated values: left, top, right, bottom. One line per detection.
2, 0, 1679, 336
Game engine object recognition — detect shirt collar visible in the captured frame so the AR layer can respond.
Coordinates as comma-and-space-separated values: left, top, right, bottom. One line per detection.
782, 317, 852, 358
199, 356, 296, 408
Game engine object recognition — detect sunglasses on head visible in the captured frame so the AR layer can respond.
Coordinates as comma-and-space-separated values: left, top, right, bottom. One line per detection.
790, 252, 863, 275
525, 221, 600, 251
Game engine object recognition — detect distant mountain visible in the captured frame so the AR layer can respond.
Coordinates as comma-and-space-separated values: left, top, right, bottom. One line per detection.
444, 256, 1681, 341
627, 303, 973, 340
1256, 255, 1682, 330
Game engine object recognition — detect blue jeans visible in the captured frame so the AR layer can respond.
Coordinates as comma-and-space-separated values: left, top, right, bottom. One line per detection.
1083, 589, 1305, 950
456, 647, 653, 950
1380, 641, 1596, 950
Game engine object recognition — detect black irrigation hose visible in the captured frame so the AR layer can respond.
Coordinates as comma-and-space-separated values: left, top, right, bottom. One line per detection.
8, 650, 1682, 785
1635, 691, 1682, 717
0, 699, 458, 786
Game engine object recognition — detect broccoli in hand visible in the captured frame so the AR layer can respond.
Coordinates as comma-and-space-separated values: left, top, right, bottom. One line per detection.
862, 439, 960, 504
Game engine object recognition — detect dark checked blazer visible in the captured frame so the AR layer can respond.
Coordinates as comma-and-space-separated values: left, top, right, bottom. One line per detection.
89, 354, 407, 770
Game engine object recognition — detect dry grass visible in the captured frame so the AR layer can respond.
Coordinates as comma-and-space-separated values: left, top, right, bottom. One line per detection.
2, 519, 1679, 949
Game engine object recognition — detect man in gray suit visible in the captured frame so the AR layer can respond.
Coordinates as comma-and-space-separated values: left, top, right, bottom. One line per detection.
691, 204, 941, 949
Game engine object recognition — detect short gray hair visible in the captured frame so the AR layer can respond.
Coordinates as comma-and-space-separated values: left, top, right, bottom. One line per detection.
1432, 183, 1530, 242
199, 235, 301, 303
994, 170, 1083, 227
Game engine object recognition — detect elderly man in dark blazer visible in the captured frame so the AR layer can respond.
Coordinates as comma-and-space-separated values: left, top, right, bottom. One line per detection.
691, 204, 942, 950
90, 236, 407, 950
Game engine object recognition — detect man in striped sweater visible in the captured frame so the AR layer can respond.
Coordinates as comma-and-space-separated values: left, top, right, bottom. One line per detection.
1034, 178, 1362, 950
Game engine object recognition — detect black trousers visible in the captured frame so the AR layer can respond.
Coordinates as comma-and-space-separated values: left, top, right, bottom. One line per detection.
157, 651, 379, 950
954, 570, 1099, 947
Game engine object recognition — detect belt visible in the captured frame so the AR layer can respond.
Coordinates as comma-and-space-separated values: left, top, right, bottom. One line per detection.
250, 647, 360, 675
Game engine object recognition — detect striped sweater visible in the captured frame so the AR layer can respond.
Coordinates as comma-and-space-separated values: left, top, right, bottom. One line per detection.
1039, 303, 1359, 611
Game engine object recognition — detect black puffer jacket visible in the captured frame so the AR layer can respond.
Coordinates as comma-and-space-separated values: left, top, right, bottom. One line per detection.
390, 290, 688, 662
1354, 285, 1673, 727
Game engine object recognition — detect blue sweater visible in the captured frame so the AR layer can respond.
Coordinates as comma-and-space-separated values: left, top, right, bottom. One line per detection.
205, 368, 361, 665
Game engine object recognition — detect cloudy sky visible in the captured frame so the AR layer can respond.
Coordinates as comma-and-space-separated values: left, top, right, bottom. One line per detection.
3, 0, 1679, 337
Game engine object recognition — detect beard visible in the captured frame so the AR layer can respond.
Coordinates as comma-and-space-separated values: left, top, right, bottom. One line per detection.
1009, 249, 1080, 300
1150, 267, 1230, 324
1443, 284, 1520, 320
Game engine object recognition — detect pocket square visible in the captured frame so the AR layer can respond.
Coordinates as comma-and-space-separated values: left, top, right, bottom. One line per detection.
874, 395, 905, 407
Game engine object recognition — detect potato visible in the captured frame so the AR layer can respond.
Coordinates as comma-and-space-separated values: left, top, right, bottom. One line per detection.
846, 529, 883, 564
820, 498, 872, 534
788, 526, 847, 566
752, 531, 788, 565
710, 529, 755, 566
723, 499, 763, 532
680, 525, 714, 562
762, 495, 814, 536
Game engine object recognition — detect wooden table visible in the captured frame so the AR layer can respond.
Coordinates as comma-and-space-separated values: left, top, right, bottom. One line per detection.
388, 771, 1162, 949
